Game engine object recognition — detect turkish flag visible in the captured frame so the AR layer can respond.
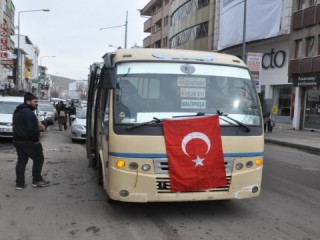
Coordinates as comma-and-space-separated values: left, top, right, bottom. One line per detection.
162, 115, 227, 192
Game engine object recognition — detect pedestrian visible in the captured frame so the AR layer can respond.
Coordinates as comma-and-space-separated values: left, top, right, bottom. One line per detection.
56, 100, 68, 131
12, 92, 50, 190
67, 102, 76, 126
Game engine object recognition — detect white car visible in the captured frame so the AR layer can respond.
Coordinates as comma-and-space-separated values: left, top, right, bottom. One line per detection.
37, 104, 56, 124
0, 96, 24, 138
80, 100, 87, 108
71, 107, 86, 142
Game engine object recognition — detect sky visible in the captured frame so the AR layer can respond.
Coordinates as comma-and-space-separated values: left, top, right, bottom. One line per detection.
13, 0, 150, 80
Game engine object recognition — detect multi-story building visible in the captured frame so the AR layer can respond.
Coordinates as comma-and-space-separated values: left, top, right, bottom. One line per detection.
0, 0, 15, 91
289, 0, 320, 130
141, 0, 170, 48
12, 34, 40, 92
169, 0, 214, 51
141, 0, 320, 130
215, 0, 293, 125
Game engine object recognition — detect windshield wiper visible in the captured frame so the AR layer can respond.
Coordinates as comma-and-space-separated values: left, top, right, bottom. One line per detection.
126, 117, 162, 130
172, 112, 205, 118
217, 110, 250, 132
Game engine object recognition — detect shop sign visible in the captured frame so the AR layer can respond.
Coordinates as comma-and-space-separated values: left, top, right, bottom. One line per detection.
1, 59, 14, 65
262, 48, 286, 69
247, 52, 262, 93
292, 75, 320, 87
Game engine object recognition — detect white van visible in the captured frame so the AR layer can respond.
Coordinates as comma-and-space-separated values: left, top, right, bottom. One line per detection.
0, 96, 24, 138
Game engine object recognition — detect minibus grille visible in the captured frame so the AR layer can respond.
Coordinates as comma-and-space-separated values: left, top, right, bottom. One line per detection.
154, 158, 234, 193
156, 175, 232, 193
154, 157, 234, 174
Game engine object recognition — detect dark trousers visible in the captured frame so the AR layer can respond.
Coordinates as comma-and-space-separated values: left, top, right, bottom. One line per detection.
13, 140, 44, 185
59, 121, 67, 131
69, 116, 73, 126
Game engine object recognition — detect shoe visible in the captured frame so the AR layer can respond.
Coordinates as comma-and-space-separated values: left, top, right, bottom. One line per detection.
32, 179, 50, 188
16, 183, 27, 190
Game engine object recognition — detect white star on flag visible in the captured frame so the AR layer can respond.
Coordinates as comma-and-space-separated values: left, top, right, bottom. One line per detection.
192, 155, 205, 167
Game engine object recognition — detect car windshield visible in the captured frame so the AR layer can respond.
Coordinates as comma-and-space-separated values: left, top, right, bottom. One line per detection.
0, 101, 21, 114
77, 108, 87, 119
114, 62, 261, 126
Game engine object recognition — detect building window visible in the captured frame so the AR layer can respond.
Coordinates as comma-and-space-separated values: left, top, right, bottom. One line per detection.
306, 37, 315, 57
170, 22, 208, 48
164, 16, 169, 26
294, 39, 303, 58
163, 37, 168, 47
305, 87, 320, 129
171, 0, 210, 26
298, 0, 315, 10
154, 40, 161, 48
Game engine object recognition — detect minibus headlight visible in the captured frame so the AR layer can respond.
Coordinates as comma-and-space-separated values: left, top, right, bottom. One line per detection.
116, 160, 125, 168
129, 162, 138, 170
235, 163, 243, 170
141, 164, 151, 171
255, 159, 263, 166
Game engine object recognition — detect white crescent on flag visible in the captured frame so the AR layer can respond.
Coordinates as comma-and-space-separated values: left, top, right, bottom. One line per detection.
181, 132, 211, 157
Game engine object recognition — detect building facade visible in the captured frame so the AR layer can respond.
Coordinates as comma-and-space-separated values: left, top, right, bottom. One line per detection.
0, 0, 15, 91
141, 0, 170, 48
289, 0, 320, 130
140, 0, 320, 130
216, 0, 293, 125
12, 34, 40, 92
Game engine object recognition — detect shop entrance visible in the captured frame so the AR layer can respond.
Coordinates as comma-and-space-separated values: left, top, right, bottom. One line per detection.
304, 87, 320, 129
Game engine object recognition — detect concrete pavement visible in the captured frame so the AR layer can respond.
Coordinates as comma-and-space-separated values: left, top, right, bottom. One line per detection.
264, 123, 320, 153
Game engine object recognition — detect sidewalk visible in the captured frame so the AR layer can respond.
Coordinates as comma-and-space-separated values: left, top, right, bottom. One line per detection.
264, 123, 320, 153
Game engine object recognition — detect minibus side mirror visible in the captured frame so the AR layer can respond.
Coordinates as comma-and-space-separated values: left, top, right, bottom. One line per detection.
102, 67, 116, 89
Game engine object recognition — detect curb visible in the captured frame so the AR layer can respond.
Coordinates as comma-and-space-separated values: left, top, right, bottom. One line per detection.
265, 139, 320, 154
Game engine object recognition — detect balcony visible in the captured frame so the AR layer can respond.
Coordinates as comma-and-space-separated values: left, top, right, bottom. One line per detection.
303, 6, 316, 27
144, 18, 152, 32
143, 35, 151, 48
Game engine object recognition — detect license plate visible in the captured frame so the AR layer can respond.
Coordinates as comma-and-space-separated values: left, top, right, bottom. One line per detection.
0, 128, 12, 132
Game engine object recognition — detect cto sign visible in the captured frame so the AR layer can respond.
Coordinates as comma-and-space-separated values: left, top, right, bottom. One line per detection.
262, 48, 286, 69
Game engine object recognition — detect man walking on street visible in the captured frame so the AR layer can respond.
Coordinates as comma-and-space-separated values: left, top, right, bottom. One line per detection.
12, 92, 50, 190
56, 100, 68, 131
67, 102, 76, 126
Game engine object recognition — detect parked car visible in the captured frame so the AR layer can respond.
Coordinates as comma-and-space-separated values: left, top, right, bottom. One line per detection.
70, 107, 86, 142
50, 97, 61, 107
37, 103, 56, 125
0, 96, 24, 138
38, 100, 58, 120
80, 100, 87, 108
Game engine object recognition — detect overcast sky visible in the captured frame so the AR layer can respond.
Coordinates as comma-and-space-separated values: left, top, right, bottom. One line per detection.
13, 0, 150, 80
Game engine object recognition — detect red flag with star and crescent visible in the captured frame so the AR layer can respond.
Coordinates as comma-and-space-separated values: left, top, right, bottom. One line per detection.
162, 115, 227, 192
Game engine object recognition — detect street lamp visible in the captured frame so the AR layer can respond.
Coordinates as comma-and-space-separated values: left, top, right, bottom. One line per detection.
100, 10, 128, 49
40, 55, 56, 66
242, 0, 247, 63
16, 9, 50, 91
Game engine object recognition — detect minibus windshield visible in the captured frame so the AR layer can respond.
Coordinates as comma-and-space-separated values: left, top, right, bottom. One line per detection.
114, 62, 261, 126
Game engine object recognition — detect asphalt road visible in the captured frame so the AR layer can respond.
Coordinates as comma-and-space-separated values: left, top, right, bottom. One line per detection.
0, 126, 319, 240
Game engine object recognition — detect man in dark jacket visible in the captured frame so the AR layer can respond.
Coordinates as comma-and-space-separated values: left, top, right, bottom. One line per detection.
67, 102, 76, 126
13, 92, 50, 190
56, 101, 68, 131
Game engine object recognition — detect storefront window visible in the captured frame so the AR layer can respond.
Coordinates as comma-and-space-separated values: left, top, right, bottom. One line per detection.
272, 85, 293, 123
305, 87, 320, 129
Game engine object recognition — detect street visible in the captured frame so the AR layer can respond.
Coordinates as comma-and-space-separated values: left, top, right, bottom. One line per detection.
0, 125, 320, 240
